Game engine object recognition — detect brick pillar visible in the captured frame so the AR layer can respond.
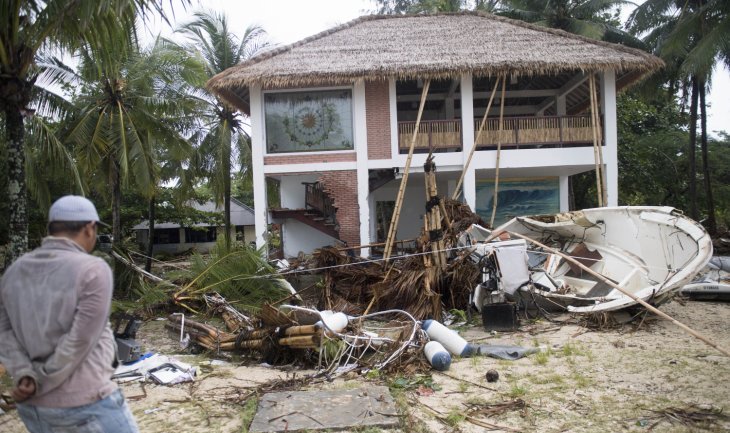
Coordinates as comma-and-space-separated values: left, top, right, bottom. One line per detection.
318, 170, 360, 247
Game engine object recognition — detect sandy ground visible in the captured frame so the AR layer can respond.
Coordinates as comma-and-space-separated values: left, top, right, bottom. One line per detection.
2, 299, 729, 433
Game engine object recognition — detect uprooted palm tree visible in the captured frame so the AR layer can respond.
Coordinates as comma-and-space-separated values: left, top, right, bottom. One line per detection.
175, 10, 271, 250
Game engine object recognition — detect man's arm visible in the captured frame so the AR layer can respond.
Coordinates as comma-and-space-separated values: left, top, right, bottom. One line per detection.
0, 280, 38, 390
32, 259, 113, 395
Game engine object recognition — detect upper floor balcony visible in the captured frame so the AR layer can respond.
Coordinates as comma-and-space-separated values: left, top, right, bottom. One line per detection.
397, 115, 597, 154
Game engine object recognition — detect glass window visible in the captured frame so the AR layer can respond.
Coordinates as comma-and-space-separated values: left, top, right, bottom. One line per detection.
153, 228, 180, 244
185, 227, 217, 243
265, 89, 354, 153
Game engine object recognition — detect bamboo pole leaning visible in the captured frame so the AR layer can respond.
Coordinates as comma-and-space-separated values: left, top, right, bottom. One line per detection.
590, 74, 607, 206
452, 75, 503, 201
498, 230, 730, 359
588, 75, 606, 207
383, 80, 431, 262
489, 77, 507, 227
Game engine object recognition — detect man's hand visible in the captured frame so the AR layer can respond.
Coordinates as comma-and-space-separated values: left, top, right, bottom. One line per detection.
11, 376, 36, 402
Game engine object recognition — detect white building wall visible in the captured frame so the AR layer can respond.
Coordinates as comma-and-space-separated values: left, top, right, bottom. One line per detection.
282, 220, 338, 258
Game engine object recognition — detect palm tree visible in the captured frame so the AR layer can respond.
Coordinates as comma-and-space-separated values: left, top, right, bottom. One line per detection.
501, 0, 644, 47
0, 0, 181, 265
372, 0, 500, 14
629, 0, 729, 233
66, 35, 203, 249
176, 10, 270, 250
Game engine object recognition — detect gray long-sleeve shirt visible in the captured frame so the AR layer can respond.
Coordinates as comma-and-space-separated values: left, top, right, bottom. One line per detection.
0, 237, 117, 408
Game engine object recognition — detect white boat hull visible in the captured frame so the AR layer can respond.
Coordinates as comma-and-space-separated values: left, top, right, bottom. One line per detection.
487, 206, 713, 314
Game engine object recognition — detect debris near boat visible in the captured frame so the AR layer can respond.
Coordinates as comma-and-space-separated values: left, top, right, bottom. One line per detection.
681, 256, 730, 302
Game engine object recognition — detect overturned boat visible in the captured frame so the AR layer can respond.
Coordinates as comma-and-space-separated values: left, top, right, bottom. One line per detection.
466, 206, 713, 314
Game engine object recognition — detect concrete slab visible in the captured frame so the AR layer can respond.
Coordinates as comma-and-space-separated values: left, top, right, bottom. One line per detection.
249, 385, 400, 432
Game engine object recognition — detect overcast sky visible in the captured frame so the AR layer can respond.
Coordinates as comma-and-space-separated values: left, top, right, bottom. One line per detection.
150, 0, 728, 137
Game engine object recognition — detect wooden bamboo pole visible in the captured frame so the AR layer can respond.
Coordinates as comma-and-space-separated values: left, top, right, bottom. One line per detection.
501, 229, 730, 358
590, 74, 608, 206
489, 77, 507, 227
452, 75, 503, 200
283, 325, 318, 336
588, 75, 605, 207
383, 80, 431, 262
279, 335, 320, 347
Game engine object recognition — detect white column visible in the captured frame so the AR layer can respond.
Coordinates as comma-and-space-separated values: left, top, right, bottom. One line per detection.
250, 84, 269, 249
601, 70, 618, 206
460, 73, 476, 211
559, 175, 569, 211
354, 79, 371, 257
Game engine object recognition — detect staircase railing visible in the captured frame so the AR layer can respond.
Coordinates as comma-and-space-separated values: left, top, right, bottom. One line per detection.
303, 182, 336, 223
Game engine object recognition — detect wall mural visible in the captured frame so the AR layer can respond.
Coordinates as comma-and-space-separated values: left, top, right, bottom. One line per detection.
265, 89, 354, 153
475, 177, 560, 226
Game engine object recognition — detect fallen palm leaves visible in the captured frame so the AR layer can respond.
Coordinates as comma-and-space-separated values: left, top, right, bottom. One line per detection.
293, 197, 485, 321
637, 405, 730, 430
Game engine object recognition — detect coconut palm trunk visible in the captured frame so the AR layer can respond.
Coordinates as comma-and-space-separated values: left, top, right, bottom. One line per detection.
4, 108, 28, 266
699, 83, 716, 234
146, 195, 155, 272
111, 161, 123, 246
688, 77, 698, 220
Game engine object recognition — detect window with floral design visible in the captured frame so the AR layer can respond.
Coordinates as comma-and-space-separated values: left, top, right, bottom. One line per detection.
264, 89, 354, 153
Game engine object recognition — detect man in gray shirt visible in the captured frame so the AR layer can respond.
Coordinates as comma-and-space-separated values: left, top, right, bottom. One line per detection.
0, 195, 138, 433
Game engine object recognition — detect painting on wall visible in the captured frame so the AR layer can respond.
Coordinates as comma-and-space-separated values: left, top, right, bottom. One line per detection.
475, 177, 560, 226
264, 89, 354, 153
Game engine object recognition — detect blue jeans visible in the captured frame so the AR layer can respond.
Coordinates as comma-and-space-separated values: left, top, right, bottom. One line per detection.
16, 389, 139, 433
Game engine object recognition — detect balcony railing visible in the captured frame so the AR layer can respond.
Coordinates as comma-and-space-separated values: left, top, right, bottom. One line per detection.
397, 120, 462, 153
398, 115, 596, 153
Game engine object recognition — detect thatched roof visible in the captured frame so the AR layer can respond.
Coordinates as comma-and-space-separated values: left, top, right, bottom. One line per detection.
208, 12, 662, 104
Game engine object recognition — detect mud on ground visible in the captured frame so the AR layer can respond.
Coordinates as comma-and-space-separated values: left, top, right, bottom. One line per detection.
1, 299, 729, 433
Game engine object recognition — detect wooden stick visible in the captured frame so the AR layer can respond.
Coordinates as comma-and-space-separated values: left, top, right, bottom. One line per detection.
283, 325, 318, 336
489, 77, 507, 227
588, 76, 605, 207
384, 80, 431, 262
590, 75, 607, 206
279, 335, 320, 347
452, 75, 502, 200
504, 229, 730, 358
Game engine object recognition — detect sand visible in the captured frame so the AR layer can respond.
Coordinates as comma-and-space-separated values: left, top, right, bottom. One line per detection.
1, 299, 729, 433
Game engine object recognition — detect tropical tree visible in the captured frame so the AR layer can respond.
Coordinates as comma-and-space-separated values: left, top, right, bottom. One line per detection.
500, 0, 644, 46
66, 35, 203, 253
629, 0, 729, 233
0, 0, 178, 266
372, 0, 500, 14
176, 10, 270, 250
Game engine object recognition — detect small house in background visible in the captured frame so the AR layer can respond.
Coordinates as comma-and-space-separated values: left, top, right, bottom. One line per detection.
134, 198, 256, 254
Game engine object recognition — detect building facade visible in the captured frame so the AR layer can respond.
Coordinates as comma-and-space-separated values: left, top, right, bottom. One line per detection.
209, 13, 662, 258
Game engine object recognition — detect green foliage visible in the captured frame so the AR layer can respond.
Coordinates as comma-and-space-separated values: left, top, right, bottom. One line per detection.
239, 396, 258, 433
389, 374, 442, 391
445, 408, 467, 426
168, 239, 289, 313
